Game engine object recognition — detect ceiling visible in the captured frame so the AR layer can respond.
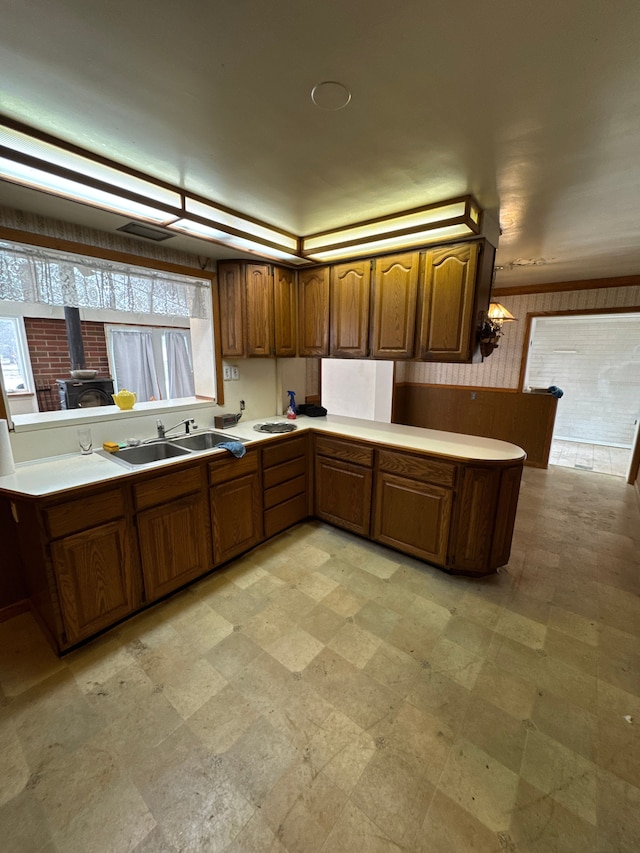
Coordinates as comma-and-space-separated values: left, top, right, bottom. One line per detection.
2, 0, 640, 287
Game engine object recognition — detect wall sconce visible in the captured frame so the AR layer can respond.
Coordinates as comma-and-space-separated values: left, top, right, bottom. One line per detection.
479, 302, 517, 357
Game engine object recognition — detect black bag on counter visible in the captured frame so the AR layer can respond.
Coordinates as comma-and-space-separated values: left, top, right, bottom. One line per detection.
297, 404, 327, 417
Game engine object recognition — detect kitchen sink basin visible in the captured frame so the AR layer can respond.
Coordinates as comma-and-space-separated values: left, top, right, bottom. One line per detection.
106, 441, 191, 468
170, 431, 247, 451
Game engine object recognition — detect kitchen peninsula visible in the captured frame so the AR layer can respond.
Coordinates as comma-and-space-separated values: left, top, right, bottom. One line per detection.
1, 416, 525, 654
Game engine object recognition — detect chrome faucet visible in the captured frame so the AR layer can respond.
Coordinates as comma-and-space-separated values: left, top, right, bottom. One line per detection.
156, 418, 196, 439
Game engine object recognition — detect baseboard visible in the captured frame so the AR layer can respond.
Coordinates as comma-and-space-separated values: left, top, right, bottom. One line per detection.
0, 599, 30, 624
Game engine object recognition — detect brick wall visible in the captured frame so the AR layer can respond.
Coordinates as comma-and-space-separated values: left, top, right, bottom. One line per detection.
24, 318, 110, 410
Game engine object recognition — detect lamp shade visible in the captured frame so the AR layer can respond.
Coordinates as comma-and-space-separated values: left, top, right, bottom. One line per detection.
487, 303, 517, 321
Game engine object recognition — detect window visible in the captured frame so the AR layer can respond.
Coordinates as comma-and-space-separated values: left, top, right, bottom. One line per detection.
106, 325, 195, 402
0, 316, 33, 394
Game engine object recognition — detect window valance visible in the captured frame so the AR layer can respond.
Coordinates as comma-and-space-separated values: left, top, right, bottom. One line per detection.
0, 240, 210, 319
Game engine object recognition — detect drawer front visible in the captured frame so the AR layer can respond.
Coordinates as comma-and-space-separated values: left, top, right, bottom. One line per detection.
264, 493, 308, 539
209, 449, 258, 486
262, 435, 307, 469
134, 465, 202, 511
45, 488, 125, 539
263, 456, 306, 489
315, 435, 374, 467
264, 474, 306, 510
377, 448, 457, 488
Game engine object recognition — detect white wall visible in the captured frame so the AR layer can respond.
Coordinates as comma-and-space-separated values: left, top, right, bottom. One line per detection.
321, 359, 394, 422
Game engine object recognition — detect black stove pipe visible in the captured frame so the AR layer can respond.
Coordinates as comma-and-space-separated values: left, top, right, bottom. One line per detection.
63, 306, 86, 370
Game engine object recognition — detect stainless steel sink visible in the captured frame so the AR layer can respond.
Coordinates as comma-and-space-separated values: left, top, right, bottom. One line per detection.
105, 441, 191, 468
170, 431, 247, 451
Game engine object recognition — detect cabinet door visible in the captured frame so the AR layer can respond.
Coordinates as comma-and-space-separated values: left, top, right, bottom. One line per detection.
418, 242, 479, 362
50, 519, 138, 646
137, 492, 211, 602
314, 456, 372, 536
298, 267, 330, 356
273, 266, 297, 357
217, 261, 246, 358
330, 260, 371, 358
211, 471, 263, 565
245, 263, 274, 356
373, 472, 452, 565
371, 252, 420, 358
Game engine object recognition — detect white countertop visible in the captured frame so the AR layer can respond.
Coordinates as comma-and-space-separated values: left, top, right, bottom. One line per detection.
0, 415, 525, 498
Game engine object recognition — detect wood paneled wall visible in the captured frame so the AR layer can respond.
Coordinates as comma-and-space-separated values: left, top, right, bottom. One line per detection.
393, 384, 558, 468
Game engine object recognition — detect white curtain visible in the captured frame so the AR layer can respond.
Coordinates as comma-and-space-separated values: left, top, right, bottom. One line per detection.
0, 240, 210, 319
165, 330, 195, 398
110, 330, 162, 402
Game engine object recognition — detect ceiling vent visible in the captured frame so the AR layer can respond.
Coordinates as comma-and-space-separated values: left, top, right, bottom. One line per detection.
117, 222, 175, 242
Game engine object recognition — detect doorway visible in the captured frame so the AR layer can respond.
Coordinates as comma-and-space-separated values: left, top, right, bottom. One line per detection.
523, 312, 640, 478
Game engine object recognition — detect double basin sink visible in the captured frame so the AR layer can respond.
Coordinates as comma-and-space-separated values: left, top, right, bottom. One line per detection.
103, 430, 247, 469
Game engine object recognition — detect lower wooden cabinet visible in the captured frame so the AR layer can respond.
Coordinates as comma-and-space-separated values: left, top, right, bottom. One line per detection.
373, 472, 452, 564
50, 518, 138, 646
210, 450, 263, 565
262, 434, 309, 538
314, 436, 373, 536
137, 492, 211, 602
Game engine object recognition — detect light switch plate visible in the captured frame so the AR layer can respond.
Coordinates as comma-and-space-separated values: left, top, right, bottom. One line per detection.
223, 366, 231, 381
231, 366, 239, 380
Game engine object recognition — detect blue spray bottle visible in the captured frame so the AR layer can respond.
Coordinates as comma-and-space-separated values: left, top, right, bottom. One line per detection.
286, 390, 297, 419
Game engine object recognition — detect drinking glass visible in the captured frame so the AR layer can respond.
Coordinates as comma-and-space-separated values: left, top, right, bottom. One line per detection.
78, 427, 93, 455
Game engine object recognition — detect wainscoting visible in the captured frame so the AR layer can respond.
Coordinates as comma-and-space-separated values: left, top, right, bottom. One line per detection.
393, 384, 558, 468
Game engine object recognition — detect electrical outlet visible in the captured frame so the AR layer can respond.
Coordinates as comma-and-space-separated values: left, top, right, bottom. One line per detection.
223, 366, 231, 381
231, 366, 240, 380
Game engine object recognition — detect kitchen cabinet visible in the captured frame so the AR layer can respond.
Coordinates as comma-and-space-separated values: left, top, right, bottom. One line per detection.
210, 449, 263, 565
314, 435, 373, 536
370, 252, 420, 359
418, 241, 486, 362
14, 486, 140, 650
217, 261, 297, 357
330, 259, 371, 358
217, 261, 246, 358
134, 465, 211, 602
372, 449, 455, 564
298, 266, 330, 356
262, 434, 309, 538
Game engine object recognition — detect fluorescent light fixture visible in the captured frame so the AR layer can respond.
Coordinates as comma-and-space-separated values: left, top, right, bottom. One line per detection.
0, 124, 182, 223
167, 218, 308, 264
185, 198, 298, 252
302, 196, 481, 260
0, 119, 488, 265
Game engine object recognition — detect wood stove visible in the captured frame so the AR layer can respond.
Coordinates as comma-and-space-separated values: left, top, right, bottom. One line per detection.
57, 378, 114, 409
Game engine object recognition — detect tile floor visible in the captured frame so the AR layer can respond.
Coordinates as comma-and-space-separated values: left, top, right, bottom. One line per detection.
550, 439, 631, 478
0, 465, 639, 852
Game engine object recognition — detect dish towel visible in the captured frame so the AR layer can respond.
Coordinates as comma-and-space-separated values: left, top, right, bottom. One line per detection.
217, 441, 247, 458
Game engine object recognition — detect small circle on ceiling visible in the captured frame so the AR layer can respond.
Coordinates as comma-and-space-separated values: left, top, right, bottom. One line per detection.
311, 81, 352, 111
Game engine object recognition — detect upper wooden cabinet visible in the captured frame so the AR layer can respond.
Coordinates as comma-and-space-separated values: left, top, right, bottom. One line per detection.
370, 252, 420, 359
217, 261, 246, 358
217, 261, 296, 357
330, 259, 372, 358
298, 266, 330, 356
418, 241, 484, 362
273, 265, 297, 357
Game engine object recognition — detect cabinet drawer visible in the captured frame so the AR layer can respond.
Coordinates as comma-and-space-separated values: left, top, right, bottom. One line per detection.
45, 488, 125, 539
262, 434, 307, 469
263, 456, 306, 489
209, 449, 258, 486
134, 465, 202, 511
264, 474, 306, 510
315, 435, 373, 467
264, 493, 308, 539
377, 449, 457, 488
